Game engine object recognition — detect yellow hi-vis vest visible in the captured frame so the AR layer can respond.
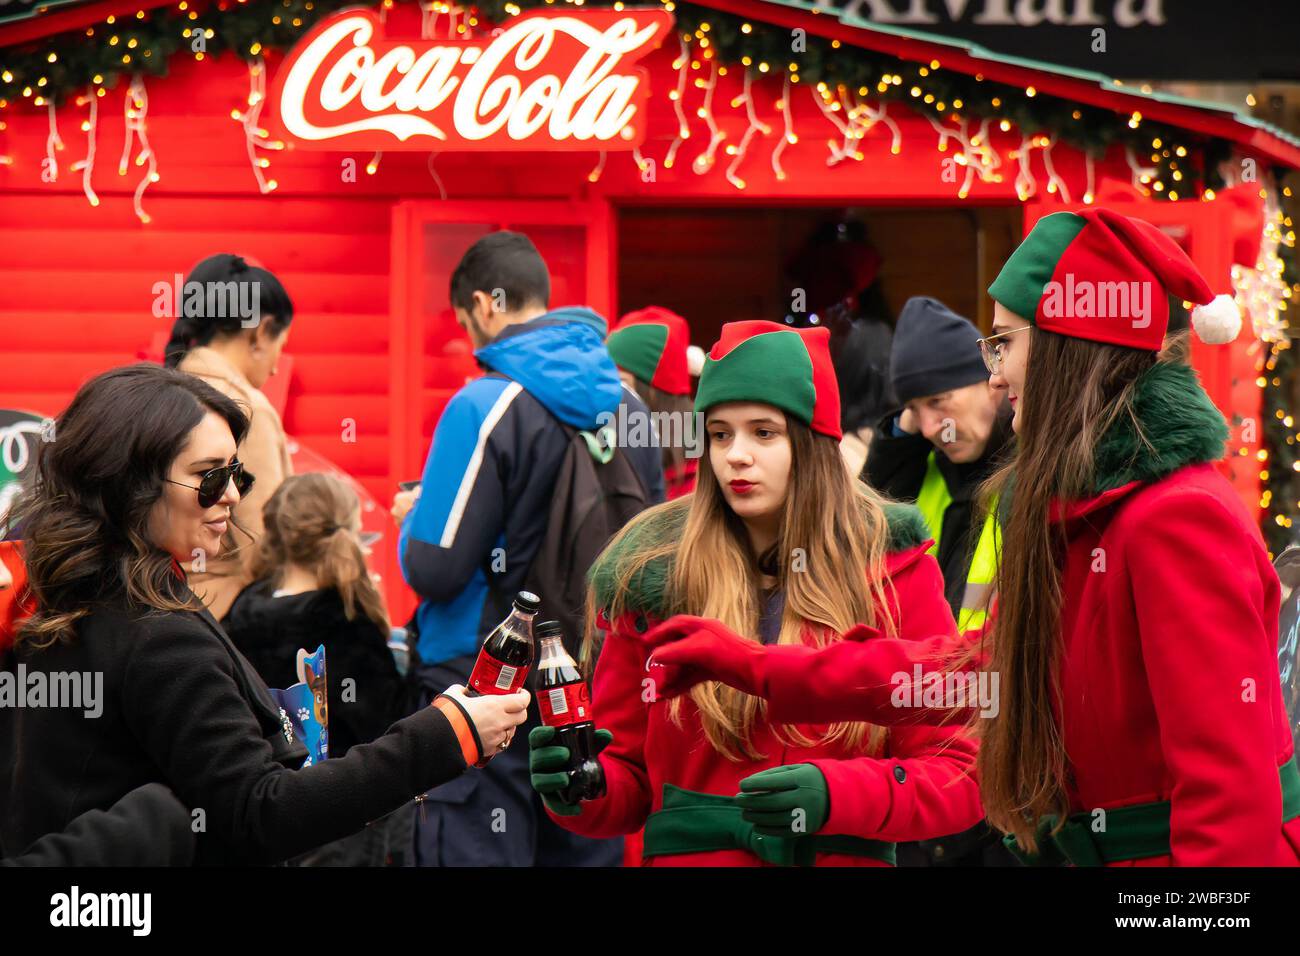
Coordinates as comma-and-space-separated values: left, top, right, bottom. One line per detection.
915, 451, 1000, 632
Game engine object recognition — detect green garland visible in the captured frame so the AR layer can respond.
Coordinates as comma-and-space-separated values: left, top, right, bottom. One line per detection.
0, 0, 1225, 198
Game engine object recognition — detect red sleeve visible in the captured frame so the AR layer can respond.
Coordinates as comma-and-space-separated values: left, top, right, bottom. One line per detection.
544, 611, 654, 838
765, 547, 981, 726
810, 719, 983, 842
1127, 490, 1284, 866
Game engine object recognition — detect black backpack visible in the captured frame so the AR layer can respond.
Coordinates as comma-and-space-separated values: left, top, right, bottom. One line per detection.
524, 420, 650, 662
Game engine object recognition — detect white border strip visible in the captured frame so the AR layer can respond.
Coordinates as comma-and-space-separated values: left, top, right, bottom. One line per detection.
438, 381, 523, 548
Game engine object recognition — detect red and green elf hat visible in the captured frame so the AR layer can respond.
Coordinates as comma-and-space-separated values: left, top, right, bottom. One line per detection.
695, 320, 842, 440
606, 306, 691, 396
988, 207, 1241, 351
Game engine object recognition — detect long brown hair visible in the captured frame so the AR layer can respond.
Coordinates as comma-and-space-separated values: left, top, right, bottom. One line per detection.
591, 413, 897, 761
250, 473, 390, 638
9, 364, 250, 649
976, 327, 1160, 850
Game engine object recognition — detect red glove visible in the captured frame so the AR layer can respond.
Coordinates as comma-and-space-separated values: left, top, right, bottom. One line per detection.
642, 615, 886, 701
643, 616, 767, 700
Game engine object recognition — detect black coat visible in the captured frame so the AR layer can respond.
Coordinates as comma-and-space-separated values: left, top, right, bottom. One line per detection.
863, 405, 1014, 620
0, 577, 466, 865
2, 783, 195, 867
222, 581, 407, 758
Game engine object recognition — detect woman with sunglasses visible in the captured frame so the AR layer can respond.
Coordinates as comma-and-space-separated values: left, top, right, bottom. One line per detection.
645, 209, 1300, 867
0, 364, 528, 865
165, 253, 297, 620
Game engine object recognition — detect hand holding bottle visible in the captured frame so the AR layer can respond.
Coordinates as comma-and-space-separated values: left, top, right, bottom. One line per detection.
437, 684, 530, 762
529, 725, 614, 816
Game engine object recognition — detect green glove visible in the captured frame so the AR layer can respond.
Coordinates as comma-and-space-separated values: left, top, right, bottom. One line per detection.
735, 763, 829, 837
528, 725, 614, 817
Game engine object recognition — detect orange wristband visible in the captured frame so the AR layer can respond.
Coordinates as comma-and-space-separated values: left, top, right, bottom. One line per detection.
432, 696, 481, 767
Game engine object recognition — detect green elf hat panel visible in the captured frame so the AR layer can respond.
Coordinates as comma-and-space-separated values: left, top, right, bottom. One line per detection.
606, 306, 691, 396
695, 320, 842, 440
988, 207, 1242, 351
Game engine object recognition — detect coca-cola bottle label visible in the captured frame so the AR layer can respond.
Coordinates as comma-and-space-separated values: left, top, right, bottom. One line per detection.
539, 682, 591, 727
469, 652, 529, 694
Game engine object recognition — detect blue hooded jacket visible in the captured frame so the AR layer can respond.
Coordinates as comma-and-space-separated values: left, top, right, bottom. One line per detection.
398, 308, 665, 668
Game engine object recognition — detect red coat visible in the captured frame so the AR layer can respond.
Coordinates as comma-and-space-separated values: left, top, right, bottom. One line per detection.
740, 461, 1298, 866
0, 541, 35, 654
549, 506, 984, 866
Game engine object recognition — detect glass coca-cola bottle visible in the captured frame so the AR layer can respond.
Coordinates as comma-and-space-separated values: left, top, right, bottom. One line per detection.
467, 591, 539, 696
535, 620, 605, 803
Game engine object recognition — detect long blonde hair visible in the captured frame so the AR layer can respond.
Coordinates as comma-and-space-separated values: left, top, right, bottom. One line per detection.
251, 473, 390, 638
591, 415, 897, 761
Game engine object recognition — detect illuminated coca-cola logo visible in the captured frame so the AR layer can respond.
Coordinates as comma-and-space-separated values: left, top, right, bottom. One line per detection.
270, 7, 673, 150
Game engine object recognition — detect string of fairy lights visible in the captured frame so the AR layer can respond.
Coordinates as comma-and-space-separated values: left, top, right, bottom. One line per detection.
1242, 177, 1300, 556
0, 0, 1295, 548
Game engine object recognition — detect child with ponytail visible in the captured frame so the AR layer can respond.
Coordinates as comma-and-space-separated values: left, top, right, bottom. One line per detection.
224, 473, 406, 760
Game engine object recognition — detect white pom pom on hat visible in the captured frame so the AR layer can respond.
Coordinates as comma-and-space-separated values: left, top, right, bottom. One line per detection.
1190, 293, 1242, 345
686, 344, 706, 377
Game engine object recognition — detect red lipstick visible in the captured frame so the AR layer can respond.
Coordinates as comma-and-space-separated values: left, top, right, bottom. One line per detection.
729, 480, 755, 495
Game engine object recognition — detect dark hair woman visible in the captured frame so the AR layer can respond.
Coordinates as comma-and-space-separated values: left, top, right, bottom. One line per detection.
641, 209, 1300, 868
165, 253, 296, 620
0, 364, 528, 865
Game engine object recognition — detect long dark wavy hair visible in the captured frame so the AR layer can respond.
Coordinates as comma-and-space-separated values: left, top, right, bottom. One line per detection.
7, 364, 250, 649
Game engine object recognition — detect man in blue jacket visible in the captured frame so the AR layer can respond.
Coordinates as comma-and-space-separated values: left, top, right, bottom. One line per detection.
398, 231, 664, 866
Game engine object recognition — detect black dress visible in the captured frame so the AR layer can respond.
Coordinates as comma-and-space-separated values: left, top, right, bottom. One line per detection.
0, 575, 466, 865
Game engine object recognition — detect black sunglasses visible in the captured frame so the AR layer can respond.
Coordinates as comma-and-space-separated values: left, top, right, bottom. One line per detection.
165, 459, 255, 508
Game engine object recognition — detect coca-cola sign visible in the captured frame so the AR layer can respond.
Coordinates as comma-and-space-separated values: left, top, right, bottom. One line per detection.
270, 7, 673, 150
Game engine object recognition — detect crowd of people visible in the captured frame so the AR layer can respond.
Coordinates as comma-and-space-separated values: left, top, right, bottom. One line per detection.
0, 207, 1296, 868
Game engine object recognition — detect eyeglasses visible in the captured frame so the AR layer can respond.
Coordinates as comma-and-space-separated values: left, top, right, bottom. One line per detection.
977, 325, 1032, 375
165, 460, 255, 508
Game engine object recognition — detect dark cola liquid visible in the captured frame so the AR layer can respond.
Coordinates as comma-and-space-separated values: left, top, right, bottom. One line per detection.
467, 594, 538, 697
536, 624, 605, 803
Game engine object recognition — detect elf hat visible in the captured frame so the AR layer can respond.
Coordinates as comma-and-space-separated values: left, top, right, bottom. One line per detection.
988, 207, 1241, 351
695, 320, 842, 440
606, 306, 691, 396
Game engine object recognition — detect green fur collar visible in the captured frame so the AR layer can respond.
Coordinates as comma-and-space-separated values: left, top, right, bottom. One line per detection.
1087, 359, 1228, 495
996, 359, 1229, 522
589, 498, 928, 616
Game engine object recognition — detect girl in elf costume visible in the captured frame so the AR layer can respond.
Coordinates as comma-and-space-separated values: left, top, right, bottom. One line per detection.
528, 320, 984, 866
606, 307, 704, 499
647, 209, 1300, 867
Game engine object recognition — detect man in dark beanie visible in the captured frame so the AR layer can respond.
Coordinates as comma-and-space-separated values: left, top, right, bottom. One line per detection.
863, 294, 1014, 867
